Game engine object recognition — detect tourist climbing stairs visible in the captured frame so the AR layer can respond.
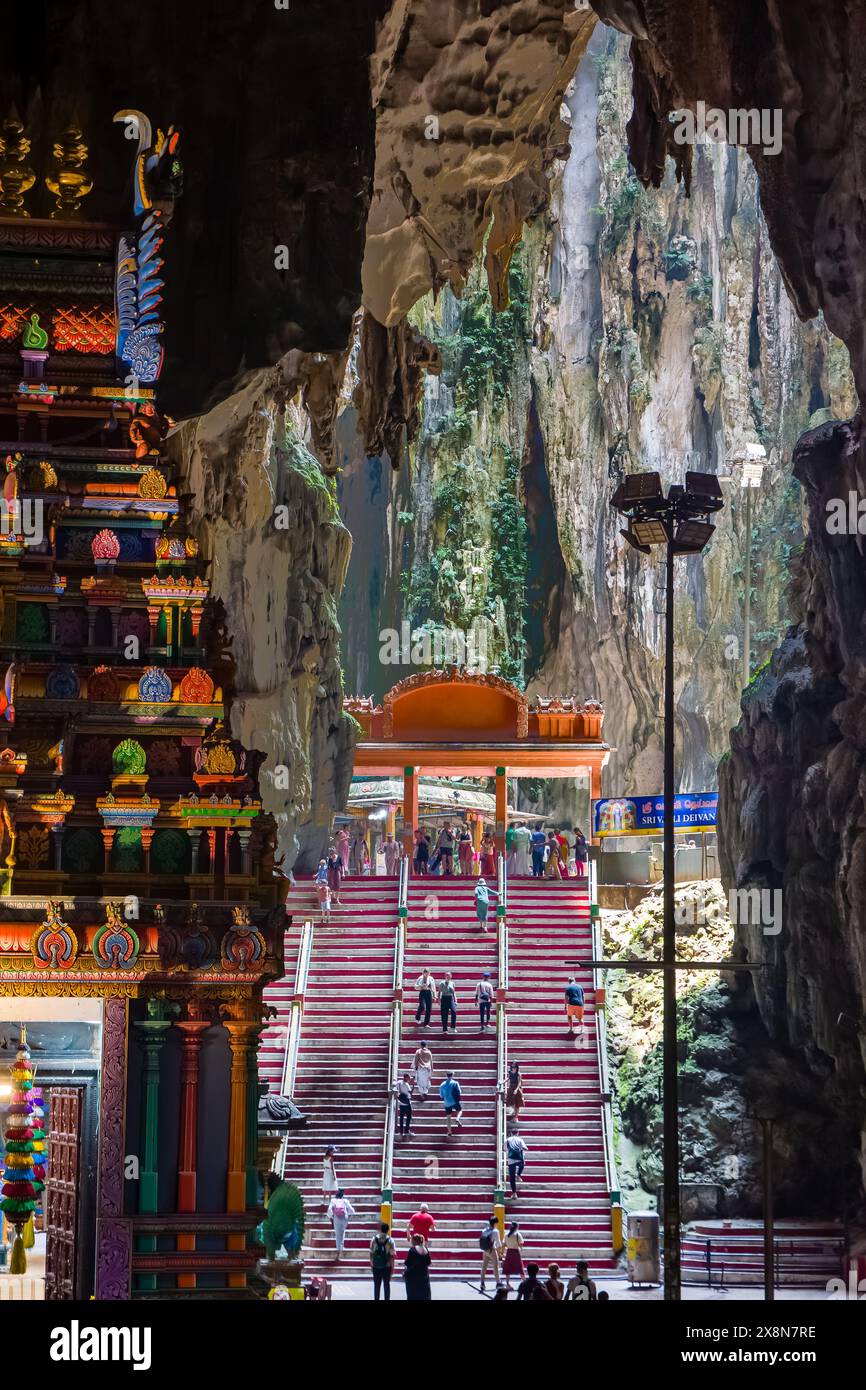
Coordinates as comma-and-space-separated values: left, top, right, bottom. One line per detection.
505, 875, 617, 1275
261, 875, 399, 1274
390, 876, 500, 1279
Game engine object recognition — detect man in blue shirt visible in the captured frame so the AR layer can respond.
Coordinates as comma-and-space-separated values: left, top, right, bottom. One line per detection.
439, 1070, 463, 1135
565, 976, 585, 1037
530, 827, 546, 877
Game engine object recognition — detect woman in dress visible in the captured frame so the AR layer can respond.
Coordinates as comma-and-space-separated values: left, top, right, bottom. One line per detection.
413, 1041, 433, 1101
413, 827, 430, 876
335, 826, 350, 874
502, 1222, 525, 1291
556, 828, 572, 878
321, 1144, 338, 1205
458, 826, 474, 876
326, 845, 343, 905
315, 858, 331, 922
574, 826, 588, 879
479, 830, 496, 877
474, 877, 498, 932
506, 1061, 525, 1122
404, 1234, 432, 1301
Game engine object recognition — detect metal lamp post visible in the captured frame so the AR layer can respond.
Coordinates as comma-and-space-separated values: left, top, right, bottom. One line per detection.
737, 444, 766, 691
610, 468, 726, 1301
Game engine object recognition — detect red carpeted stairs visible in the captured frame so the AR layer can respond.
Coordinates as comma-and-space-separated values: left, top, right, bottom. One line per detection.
390, 876, 499, 1279
261, 875, 399, 1274
682, 1220, 846, 1287
505, 875, 616, 1277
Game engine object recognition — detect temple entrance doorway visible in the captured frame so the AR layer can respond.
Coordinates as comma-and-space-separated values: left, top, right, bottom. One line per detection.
0, 999, 101, 1300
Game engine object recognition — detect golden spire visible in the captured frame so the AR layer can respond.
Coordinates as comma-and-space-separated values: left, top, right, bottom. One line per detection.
0, 109, 36, 217
45, 119, 93, 218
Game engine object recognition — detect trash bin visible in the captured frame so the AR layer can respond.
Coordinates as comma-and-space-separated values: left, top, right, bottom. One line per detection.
627, 1210, 660, 1286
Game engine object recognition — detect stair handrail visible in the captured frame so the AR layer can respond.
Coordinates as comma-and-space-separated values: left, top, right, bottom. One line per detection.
272, 914, 314, 1174
588, 857, 620, 1211
380, 854, 409, 1224
495, 851, 509, 1218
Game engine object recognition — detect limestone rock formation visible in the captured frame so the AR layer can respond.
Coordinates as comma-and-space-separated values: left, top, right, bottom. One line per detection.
172, 371, 355, 871
719, 415, 866, 1194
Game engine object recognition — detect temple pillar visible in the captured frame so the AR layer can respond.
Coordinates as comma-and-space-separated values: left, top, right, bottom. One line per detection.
174, 1015, 209, 1290
401, 765, 418, 868
222, 1012, 259, 1290
236, 828, 252, 876
109, 605, 121, 649
163, 604, 174, 659
147, 605, 160, 650
134, 999, 177, 1291
186, 824, 200, 873
48, 608, 58, 646
87, 608, 97, 649
494, 765, 508, 857
95, 997, 131, 1300
101, 827, 115, 872
590, 762, 603, 846
246, 1035, 262, 1207
206, 828, 217, 874
140, 826, 154, 875
51, 824, 64, 871
470, 812, 482, 861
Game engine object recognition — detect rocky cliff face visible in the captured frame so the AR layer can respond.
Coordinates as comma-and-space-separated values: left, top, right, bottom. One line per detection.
172, 373, 355, 872
719, 414, 866, 1197
340, 29, 854, 803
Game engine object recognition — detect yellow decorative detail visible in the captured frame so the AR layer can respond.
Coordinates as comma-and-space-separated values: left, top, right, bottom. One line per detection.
44, 121, 93, 219
18, 825, 49, 869
139, 468, 167, 500
205, 743, 237, 775
0, 110, 35, 217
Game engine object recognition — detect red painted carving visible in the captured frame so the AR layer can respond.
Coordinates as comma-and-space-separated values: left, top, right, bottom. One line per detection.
178, 667, 214, 704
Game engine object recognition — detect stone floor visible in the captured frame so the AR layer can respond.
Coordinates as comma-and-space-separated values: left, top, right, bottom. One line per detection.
330, 1273, 833, 1301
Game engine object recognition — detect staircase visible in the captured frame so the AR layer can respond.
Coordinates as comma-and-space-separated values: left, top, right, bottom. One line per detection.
682, 1220, 846, 1287
505, 875, 617, 1275
391, 877, 499, 1279
261, 876, 399, 1274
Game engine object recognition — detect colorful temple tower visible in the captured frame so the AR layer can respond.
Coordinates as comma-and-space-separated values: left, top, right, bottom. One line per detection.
0, 112, 284, 1297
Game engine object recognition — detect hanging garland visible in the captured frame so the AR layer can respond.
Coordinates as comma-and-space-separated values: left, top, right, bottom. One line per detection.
1, 1027, 38, 1273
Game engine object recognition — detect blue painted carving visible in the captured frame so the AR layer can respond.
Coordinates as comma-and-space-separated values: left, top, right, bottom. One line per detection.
46, 665, 81, 700
137, 666, 172, 702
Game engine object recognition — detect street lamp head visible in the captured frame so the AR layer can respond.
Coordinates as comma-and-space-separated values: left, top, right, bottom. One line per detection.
632, 518, 670, 548
611, 471, 663, 513
673, 518, 716, 553
619, 526, 652, 554
684, 471, 725, 511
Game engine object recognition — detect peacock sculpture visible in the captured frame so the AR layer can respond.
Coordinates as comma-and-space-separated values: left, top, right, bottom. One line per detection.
112, 110, 183, 386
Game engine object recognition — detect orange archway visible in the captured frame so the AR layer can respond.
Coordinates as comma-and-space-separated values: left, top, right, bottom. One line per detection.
345, 668, 612, 860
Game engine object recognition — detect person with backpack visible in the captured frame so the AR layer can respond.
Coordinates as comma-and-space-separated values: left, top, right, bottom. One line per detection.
475, 971, 495, 1031
517, 1262, 553, 1301
565, 1260, 598, 1301
396, 1071, 413, 1138
326, 1188, 356, 1259
565, 976, 585, 1037
506, 1131, 528, 1197
439, 971, 457, 1032
439, 1069, 463, 1135
479, 1216, 503, 1291
369, 1222, 396, 1300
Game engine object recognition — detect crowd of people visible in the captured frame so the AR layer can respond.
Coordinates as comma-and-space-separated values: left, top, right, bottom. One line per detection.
313, 975, 592, 1298
309, 820, 589, 917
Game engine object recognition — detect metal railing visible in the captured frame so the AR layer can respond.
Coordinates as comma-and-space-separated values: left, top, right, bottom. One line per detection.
588, 855, 620, 1207
273, 916, 314, 1175
495, 852, 509, 1208
380, 855, 409, 1222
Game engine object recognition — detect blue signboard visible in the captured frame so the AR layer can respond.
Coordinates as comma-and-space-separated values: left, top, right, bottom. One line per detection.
592, 793, 718, 837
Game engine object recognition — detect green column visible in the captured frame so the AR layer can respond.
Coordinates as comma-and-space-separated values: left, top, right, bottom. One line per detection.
134, 998, 179, 1291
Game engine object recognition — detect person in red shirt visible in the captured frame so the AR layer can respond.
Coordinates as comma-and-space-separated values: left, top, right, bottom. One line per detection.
406, 1203, 436, 1244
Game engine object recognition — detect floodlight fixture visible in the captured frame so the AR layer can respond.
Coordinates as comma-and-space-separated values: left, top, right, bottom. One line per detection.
673, 518, 715, 552
632, 518, 670, 547
611, 471, 663, 512
619, 527, 652, 555
684, 471, 724, 510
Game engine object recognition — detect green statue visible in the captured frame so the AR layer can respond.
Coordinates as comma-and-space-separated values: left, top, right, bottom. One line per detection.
261, 1175, 305, 1261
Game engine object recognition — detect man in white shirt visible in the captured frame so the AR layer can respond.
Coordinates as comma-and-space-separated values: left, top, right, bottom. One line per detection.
415, 969, 437, 1027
